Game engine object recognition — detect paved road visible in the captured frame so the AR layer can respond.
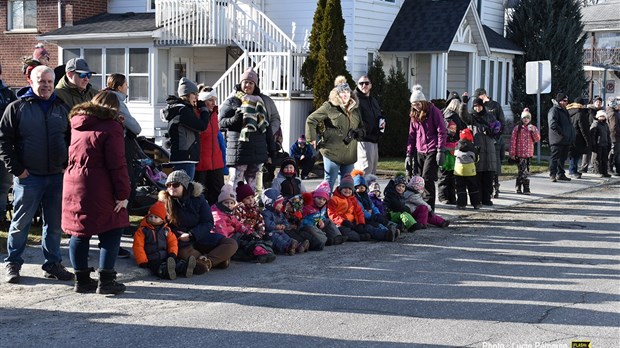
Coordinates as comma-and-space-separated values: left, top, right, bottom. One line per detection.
1, 173, 619, 347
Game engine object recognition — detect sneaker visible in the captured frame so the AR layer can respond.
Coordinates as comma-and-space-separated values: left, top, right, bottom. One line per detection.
473, 204, 482, 209
550, 176, 557, 182
600, 173, 612, 178
569, 173, 582, 179
43, 262, 74, 281
481, 201, 493, 206
516, 187, 522, 194
5, 262, 21, 284
118, 247, 131, 259
556, 175, 571, 181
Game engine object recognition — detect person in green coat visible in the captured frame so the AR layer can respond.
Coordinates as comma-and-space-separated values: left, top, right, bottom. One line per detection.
305, 75, 365, 190
55, 58, 98, 110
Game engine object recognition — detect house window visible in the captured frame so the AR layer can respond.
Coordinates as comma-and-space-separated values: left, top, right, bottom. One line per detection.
84, 49, 103, 89
396, 57, 409, 76
480, 59, 487, 89
148, 0, 156, 11
129, 48, 149, 102
7, 0, 37, 31
367, 52, 374, 71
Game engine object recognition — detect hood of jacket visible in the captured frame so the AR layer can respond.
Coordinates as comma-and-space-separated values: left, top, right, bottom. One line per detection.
261, 188, 280, 209
566, 102, 583, 111
162, 95, 192, 121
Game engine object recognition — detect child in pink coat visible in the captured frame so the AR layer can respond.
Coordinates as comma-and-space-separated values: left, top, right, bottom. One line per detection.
509, 108, 541, 194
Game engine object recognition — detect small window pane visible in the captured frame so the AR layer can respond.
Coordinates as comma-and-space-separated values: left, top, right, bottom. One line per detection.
489, 60, 495, 98
63, 49, 81, 64
480, 60, 486, 88
158, 49, 169, 103
84, 49, 102, 74
106, 48, 125, 74
129, 48, 149, 73
9, 0, 36, 30
24, 0, 36, 28
367, 52, 374, 71
129, 76, 149, 101
498, 61, 504, 105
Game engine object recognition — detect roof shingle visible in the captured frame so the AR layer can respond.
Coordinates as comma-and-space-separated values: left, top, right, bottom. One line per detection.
41, 12, 157, 37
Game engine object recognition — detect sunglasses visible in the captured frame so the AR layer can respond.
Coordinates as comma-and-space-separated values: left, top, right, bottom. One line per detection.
166, 182, 182, 188
358, 81, 370, 86
77, 72, 92, 79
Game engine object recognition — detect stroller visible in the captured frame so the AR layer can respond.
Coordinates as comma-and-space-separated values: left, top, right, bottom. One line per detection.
126, 136, 171, 216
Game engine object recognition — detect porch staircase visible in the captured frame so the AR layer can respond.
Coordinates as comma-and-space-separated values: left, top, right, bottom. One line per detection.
155, 0, 308, 104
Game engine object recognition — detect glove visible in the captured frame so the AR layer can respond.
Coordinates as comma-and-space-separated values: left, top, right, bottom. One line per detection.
461, 94, 470, 104
405, 155, 414, 174
196, 100, 206, 109
436, 150, 446, 166
527, 124, 534, 131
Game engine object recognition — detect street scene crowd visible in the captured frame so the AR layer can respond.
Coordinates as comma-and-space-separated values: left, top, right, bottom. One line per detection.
1, 44, 619, 295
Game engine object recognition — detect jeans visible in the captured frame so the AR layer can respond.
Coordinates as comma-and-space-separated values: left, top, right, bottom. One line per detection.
323, 156, 354, 191
568, 153, 581, 175
69, 228, 123, 271
228, 164, 262, 191
4, 173, 64, 268
172, 163, 196, 180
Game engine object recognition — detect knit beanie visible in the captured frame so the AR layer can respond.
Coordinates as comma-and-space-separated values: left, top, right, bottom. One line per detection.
596, 110, 607, 119
32, 44, 49, 62
148, 201, 167, 220
394, 174, 407, 187
368, 181, 381, 194
280, 157, 297, 177
298, 134, 306, 143
236, 182, 255, 202
409, 84, 426, 103
313, 180, 331, 200
460, 128, 474, 142
240, 67, 259, 85
407, 175, 425, 193
473, 98, 484, 107
521, 108, 532, 119
218, 184, 237, 203
165, 170, 191, 189
178, 77, 198, 96
338, 174, 355, 191
447, 120, 457, 130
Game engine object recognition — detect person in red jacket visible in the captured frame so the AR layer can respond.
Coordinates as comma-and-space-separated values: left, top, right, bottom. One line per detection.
327, 174, 371, 242
62, 90, 130, 295
195, 87, 225, 205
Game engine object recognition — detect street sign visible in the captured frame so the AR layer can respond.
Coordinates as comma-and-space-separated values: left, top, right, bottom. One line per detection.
526, 60, 552, 95
606, 81, 615, 93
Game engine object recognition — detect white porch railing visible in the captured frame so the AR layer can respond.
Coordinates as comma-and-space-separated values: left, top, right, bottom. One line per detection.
212, 51, 309, 105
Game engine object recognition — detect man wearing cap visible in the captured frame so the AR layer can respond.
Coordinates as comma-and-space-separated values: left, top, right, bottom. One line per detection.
289, 134, 315, 179
219, 67, 278, 191
55, 57, 98, 109
473, 88, 505, 198
354, 75, 383, 175
547, 93, 576, 182
0, 65, 73, 283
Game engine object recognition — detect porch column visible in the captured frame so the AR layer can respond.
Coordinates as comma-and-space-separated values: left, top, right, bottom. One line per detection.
430, 53, 448, 100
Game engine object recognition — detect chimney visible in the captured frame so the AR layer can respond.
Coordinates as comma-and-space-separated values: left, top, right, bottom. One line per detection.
65, 4, 74, 27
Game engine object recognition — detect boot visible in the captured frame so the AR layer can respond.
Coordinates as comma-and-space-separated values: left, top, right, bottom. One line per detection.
157, 257, 176, 280
515, 185, 522, 194
74, 268, 98, 293
194, 256, 212, 275
493, 175, 500, 198
522, 179, 531, 195
97, 269, 126, 295
175, 256, 196, 278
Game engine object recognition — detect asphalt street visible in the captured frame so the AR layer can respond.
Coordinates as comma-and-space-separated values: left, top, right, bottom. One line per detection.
1, 172, 619, 347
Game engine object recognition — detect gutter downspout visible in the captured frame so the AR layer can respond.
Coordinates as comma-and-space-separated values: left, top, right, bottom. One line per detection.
58, 0, 62, 28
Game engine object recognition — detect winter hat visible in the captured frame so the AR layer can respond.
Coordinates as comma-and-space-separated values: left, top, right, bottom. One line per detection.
235, 182, 255, 202
596, 110, 607, 119
338, 174, 355, 191
313, 180, 331, 200
474, 88, 487, 98
447, 120, 457, 130
148, 201, 167, 220
240, 67, 259, 85
165, 170, 191, 189
32, 44, 49, 62
353, 174, 367, 188
178, 77, 198, 96
65, 58, 94, 73
409, 84, 426, 103
460, 128, 474, 142
218, 184, 237, 203
297, 134, 306, 143
198, 90, 217, 101
368, 181, 381, 194
280, 157, 297, 176
446, 91, 461, 104
473, 98, 484, 107
407, 175, 425, 193
261, 188, 281, 208
521, 108, 532, 119
555, 93, 568, 102
333, 75, 351, 94
394, 174, 407, 187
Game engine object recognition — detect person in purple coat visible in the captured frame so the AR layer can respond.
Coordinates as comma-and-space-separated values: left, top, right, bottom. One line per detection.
405, 85, 447, 211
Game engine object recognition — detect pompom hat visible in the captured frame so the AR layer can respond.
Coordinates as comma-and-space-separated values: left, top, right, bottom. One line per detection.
408, 175, 425, 193
313, 181, 331, 200
148, 202, 167, 220
338, 174, 355, 191
218, 184, 237, 203
521, 108, 532, 119
410, 84, 426, 103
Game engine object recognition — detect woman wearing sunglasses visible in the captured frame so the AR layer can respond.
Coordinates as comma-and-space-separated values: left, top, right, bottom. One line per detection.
159, 170, 238, 273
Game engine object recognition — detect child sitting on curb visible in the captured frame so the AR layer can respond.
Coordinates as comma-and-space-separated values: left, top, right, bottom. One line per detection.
261, 188, 300, 255
404, 175, 450, 229
271, 157, 307, 198
383, 173, 423, 232
327, 174, 373, 242
366, 174, 385, 216
133, 202, 195, 279
301, 181, 345, 246
352, 169, 398, 241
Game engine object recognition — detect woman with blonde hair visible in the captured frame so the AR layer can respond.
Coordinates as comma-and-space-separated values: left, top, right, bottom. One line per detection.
305, 75, 365, 190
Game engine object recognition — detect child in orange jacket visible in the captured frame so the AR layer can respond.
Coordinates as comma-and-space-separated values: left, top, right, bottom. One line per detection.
327, 174, 371, 242
133, 202, 196, 279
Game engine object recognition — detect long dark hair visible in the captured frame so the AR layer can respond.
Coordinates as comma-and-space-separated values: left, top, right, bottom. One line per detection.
106, 73, 126, 91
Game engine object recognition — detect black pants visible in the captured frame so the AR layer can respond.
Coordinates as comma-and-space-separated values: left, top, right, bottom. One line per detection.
549, 144, 569, 177
195, 168, 225, 206
416, 151, 439, 211
477, 171, 495, 204
437, 168, 455, 203
297, 157, 316, 178
592, 145, 610, 175
455, 176, 480, 207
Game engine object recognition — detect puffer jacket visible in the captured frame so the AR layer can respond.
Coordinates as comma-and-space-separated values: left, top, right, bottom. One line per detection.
0, 87, 69, 176
159, 181, 222, 249
328, 187, 365, 226
468, 108, 497, 172
548, 101, 576, 146
132, 221, 178, 265
219, 89, 276, 166
382, 180, 410, 214
305, 89, 363, 166
62, 103, 130, 237
567, 102, 590, 154
271, 171, 306, 198
162, 96, 210, 162
454, 139, 478, 177
196, 106, 225, 171
509, 124, 541, 159
211, 202, 247, 238
55, 75, 98, 109
590, 119, 610, 148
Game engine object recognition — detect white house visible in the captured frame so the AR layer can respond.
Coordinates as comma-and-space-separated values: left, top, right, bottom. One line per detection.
38, 0, 521, 149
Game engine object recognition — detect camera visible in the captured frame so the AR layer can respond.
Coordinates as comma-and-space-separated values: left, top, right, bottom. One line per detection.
343, 128, 357, 145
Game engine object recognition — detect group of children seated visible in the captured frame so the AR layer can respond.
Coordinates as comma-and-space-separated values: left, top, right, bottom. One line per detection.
132, 160, 451, 280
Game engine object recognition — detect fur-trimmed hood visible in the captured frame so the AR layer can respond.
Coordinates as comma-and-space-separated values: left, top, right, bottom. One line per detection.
328, 88, 358, 113
158, 181, 204, 201
69, 102, 119, 121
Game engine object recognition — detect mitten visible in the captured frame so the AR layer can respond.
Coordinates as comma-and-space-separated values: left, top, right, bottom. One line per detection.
436, 150, 446, 166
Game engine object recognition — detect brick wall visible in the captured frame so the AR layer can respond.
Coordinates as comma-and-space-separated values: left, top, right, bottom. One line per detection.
0, 0, 107, 88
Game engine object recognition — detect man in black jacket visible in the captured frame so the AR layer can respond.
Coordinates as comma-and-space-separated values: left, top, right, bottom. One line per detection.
547, 93, 576, 182
354, 75, 384, 175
